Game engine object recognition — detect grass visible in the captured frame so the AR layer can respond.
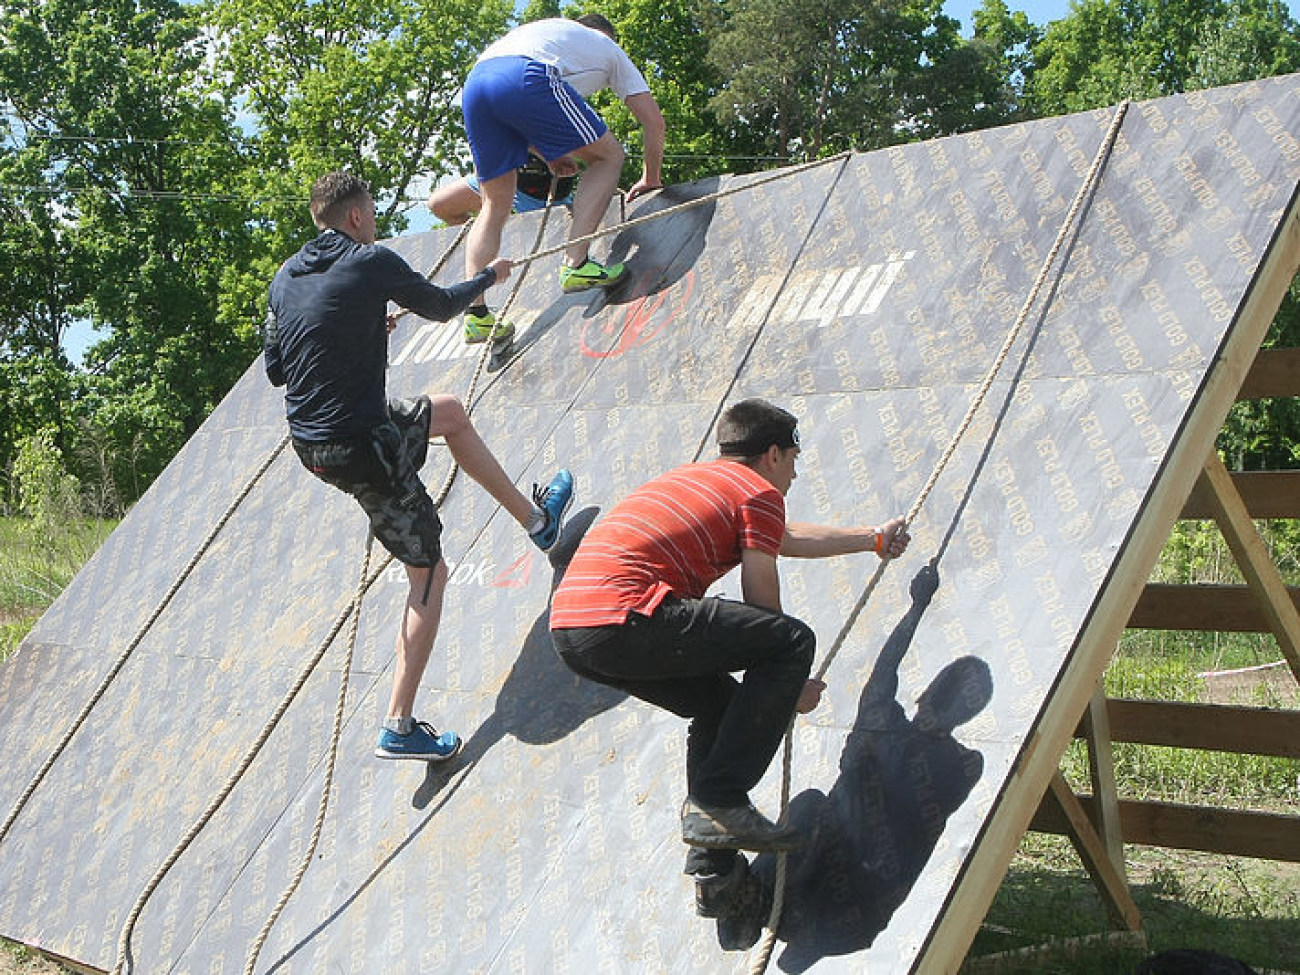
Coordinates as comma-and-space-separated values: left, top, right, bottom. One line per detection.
966, 520, 1300, 973
1, 516, 1297, 973
0, 516, 115, 662
973, 835, 1300, 973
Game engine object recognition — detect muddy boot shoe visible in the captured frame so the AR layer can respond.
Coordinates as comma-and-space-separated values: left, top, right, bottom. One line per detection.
690, 851, 750, 919
717, 871, 770, 952
681, 798, 802, 852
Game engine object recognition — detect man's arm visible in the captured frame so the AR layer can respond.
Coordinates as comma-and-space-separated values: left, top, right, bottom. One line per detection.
262, 303, 286, 387
623, 91, 665, 201
781, 516, 910, 559
385, 251, 513, 322
739, 547, 782, 613
742, 545, 827, 713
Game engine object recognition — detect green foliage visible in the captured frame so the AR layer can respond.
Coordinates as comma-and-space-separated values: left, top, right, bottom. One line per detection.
206, 0, 512, 232
978, 836, 1299, 972
0, 515, 114, 664
695, 0, 1024, 160
1, 0, 263, 503
1218, 281, 1300, 471
2, 0, 1298, 517
11, 429, 80, 528
1026, 0, 1300, 114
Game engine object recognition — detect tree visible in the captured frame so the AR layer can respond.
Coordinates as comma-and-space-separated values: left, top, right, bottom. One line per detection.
1026, 0, 1300, 114
1190, 0, 1300, 89
699, 0, 1024, 161
1, 0, 263, 502
206, 0, 513, 235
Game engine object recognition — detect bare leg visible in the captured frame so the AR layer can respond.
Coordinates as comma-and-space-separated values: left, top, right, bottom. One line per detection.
565, 132, 625, 267
428, 178, 484, 226
386, 559, 449, 720
428, 393, 534, 529
465, 171, 520, 277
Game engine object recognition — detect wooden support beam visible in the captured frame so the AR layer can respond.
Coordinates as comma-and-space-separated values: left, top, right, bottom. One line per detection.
1238, 347, 1300, 400
1129, 583, 1300, 632
1032, 796, 1300, 862
1181, 470, 1300, 519
1200, 452, 1300, 681
1082, 688, 1126, 878
1042, 772, 1144, 931
1081, 698, 1300, 758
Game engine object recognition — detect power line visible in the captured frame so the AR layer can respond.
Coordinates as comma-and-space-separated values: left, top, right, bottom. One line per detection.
0, 183, 308, 205
7, 132, 792, 164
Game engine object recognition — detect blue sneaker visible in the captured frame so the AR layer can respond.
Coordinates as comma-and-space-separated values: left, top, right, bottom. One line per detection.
529, 468, 575, 552
374, 720, 463, 762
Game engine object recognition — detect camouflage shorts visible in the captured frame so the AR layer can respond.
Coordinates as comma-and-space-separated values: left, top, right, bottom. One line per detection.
293, 396, 443, 568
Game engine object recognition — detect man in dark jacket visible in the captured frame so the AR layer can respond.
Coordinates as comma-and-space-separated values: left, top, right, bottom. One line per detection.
266, 171, 574, 762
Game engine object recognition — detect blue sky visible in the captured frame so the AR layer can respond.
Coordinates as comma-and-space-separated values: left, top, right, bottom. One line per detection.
943, 0, 1074, 32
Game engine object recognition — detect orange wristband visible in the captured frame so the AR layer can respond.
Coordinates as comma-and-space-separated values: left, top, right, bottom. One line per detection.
874, 529, 885, 554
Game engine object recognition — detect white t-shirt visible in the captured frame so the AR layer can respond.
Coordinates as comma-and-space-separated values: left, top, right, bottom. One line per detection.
477, 18, 650, 100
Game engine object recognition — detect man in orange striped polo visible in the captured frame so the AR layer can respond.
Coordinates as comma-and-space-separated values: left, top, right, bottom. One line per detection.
550, 399, 909, 892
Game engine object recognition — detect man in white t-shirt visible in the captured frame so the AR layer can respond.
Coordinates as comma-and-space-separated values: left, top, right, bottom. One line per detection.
457, 13, 666, 344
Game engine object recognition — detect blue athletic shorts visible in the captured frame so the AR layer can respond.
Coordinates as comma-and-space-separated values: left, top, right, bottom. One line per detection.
462, 56, 608, 183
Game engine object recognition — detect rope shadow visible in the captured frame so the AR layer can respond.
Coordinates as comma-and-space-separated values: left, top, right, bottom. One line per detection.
731, 106, 1122, 972
262, 508, 618, 968
262, 753, 480, 973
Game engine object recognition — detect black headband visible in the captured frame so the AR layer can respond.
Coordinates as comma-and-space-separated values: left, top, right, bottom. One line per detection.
718, 426, 800, 457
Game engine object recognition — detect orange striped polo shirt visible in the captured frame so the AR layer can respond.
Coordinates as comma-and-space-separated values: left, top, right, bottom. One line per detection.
549, 460, 786, 629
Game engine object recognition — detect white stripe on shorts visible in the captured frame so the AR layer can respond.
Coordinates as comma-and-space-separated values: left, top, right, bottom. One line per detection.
548, 67, 601, 147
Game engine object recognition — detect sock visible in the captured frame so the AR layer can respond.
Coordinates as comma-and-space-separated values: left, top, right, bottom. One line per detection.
384, 715, 414, 735
527, 505, 547, 534
468, 302, 488, 316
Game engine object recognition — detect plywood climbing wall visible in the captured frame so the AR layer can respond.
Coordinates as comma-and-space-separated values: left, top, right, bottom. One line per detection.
1, 75, 1298, 973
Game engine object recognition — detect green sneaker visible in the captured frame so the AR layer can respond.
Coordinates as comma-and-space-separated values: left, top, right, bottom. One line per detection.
559, 258, 627, 293
463, 309, 515, 344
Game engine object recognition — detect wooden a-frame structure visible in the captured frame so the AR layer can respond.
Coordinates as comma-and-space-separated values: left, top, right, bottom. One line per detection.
960, 209, 1300, 970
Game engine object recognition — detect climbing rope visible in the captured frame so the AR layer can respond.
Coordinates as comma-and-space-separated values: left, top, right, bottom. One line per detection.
745, 100, 1132, 975
232, 153, 850, 965
0, 437, 290, 854
240, 185, 561, 975
113, 223, 476, 974
8, 138, 973, 970
242, 532, 374, 974
509, 151, 851, 270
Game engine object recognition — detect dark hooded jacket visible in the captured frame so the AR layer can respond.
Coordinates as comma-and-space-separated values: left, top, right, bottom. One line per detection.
264, 229, 495, 441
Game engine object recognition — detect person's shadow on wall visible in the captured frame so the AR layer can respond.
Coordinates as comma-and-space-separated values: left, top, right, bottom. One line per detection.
413, 505, 625, 806
733, 563, 994, 972
501, 177, 720, 362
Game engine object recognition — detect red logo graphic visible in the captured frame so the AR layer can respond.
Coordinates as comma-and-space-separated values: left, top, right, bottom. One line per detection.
580, 271, 696, 359
492, 551, 535, 589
